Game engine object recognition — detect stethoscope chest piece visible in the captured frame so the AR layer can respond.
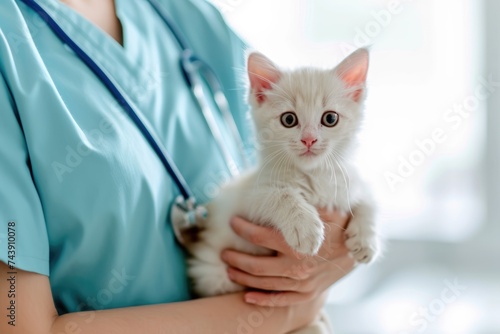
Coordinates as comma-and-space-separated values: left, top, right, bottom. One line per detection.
170, 196, 208, 246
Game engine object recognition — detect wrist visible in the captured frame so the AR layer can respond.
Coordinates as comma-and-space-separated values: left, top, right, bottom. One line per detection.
285, 292, 328, 332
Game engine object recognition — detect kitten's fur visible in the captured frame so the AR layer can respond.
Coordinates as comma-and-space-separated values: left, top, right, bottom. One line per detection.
187, 48, 378, 297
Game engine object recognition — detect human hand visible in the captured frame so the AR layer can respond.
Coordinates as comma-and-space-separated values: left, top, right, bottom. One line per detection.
220, 209, 356, 307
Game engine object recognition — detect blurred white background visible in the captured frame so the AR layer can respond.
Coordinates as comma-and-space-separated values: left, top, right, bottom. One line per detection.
213, 0, 500, 333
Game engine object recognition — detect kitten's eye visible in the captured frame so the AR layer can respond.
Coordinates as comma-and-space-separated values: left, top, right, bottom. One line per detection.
321, 111, 339, 127
280, 112, 298, 128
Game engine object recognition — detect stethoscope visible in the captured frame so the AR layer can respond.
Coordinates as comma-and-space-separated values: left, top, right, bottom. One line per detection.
19, 0, 249, 244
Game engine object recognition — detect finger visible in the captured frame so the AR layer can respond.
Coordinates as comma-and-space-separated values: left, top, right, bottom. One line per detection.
230, 216, 291, 254
322, 253, 357, 283
221, 250, 283, 277
317, 208, 350, 229
242, 254, 358, 307
221, 250, 315, 280
319, 227, 350, 257
317, 209, 351, 256
244, 290, 315, 307
227, 267, 305, 293
318, 209, 350, 240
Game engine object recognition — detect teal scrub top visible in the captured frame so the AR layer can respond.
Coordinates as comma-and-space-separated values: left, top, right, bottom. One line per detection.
0, 0, 251, 314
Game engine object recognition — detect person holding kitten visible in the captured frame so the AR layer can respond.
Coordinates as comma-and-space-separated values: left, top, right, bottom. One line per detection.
0, 0, 363, 333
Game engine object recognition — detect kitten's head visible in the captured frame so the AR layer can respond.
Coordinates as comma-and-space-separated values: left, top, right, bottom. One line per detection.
247, 48, 369, 171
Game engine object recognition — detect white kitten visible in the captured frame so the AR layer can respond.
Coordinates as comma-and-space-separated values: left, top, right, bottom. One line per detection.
187, 48, 379, 297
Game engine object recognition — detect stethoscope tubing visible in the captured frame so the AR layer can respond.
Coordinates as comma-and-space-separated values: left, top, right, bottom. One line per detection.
142, 0, 249, 176
18, 0, 203, 200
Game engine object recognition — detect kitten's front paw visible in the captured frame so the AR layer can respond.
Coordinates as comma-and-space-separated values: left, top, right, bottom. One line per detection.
282, 217, 324, 255
345, 222, 378, 263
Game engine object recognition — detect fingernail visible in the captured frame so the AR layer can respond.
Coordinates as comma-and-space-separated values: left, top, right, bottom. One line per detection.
220, 251, 228, 262
227, 269, 234, 280
245, 296, 257, 304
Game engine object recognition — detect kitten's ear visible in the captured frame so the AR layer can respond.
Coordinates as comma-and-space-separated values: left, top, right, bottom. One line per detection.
247, 52, 281, 105
334, 48, 369, 102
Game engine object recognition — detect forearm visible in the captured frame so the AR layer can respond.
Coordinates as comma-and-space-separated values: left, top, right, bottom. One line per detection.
1, 260, 315, 334
50, 293, 295, 334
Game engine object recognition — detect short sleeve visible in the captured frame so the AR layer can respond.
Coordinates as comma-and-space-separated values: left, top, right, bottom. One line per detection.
0, 70, 50, 276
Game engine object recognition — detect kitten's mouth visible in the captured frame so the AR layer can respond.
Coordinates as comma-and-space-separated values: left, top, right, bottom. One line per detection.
300, 150, 317, 157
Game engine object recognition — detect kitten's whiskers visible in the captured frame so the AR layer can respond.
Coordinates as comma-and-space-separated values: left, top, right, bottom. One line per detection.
330, 150, 354, 216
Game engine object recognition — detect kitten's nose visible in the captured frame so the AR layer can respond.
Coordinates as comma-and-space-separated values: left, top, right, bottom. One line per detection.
301, 137, 318, 149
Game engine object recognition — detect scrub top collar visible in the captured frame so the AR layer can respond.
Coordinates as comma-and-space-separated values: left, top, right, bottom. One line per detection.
29, 0, 158, 108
